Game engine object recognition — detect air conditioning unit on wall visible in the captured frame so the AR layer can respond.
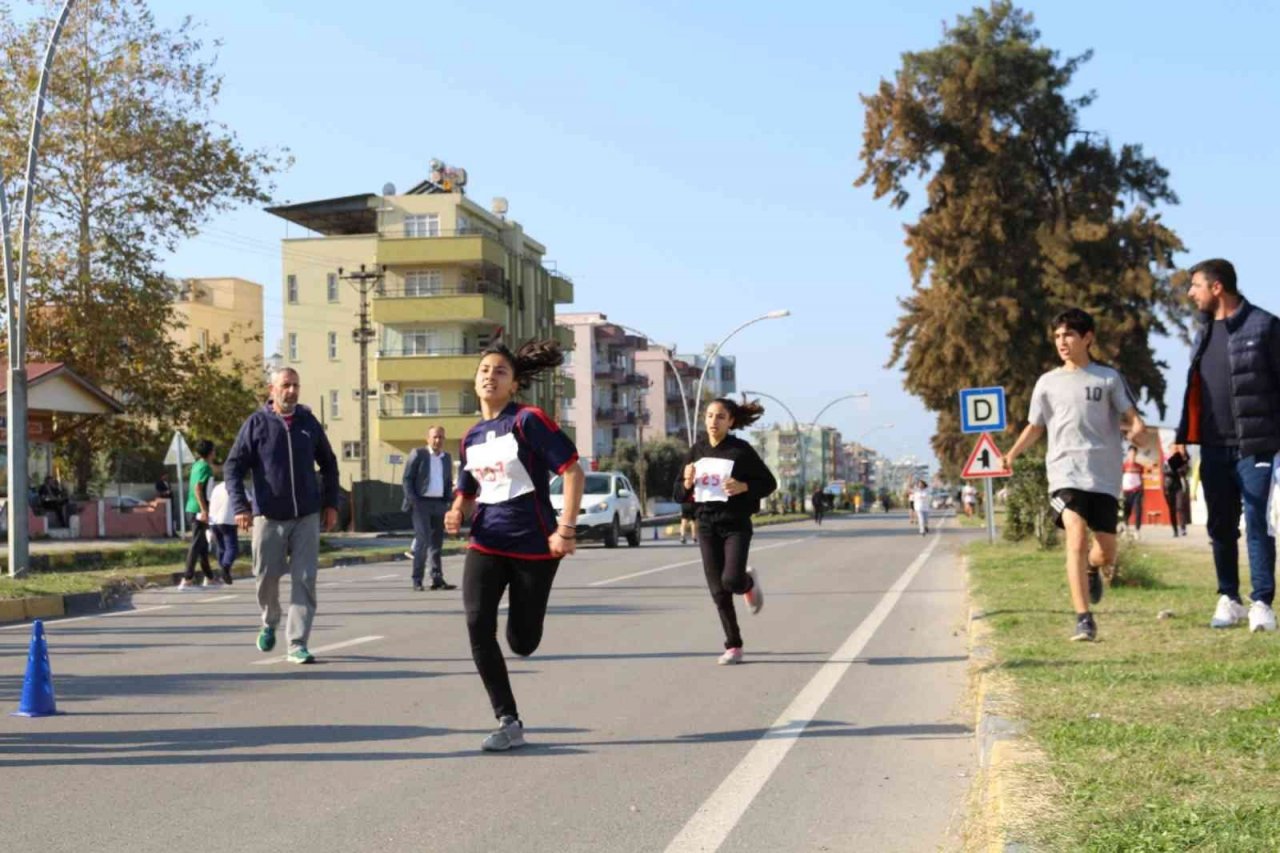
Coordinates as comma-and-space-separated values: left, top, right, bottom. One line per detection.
381, 381, 400, 395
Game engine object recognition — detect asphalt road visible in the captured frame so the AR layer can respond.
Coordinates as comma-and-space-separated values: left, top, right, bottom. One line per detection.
0, 512, 975, 853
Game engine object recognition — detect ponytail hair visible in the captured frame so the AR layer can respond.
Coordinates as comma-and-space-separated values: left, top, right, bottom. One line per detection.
710, 395, 765, 430
480, 338, 564, 388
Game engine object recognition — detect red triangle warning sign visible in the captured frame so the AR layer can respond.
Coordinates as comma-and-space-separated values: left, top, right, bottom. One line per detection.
962, 433, 1011, 479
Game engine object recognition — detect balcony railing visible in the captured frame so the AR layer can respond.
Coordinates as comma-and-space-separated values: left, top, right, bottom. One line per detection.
379, 404, 481, 418
378, 280, 510, 300
593, 365, 625, 381
376, 347, 480, 358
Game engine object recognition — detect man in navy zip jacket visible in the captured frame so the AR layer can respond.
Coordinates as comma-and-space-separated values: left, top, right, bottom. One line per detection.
1171, 259, 1280, 633
223, 367, 340, 663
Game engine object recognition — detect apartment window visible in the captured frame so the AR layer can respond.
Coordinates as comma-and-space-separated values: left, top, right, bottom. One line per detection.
287, 332, 298, 361
457, 213, 472, 234
404, 388, 441, 416
327, 331, 338, 360
286, 275, 298, 304
402, 330, 437, 355
404, 270, 443, 296
328, 389, 340, 419
327, 273, 339, 302
404, 214, 440, 238
459, 391, 479, 414
342, 442, 362, 460
197, 329, 209, 353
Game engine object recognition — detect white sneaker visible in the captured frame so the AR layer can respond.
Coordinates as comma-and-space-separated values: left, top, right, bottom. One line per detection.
1249, 601, 1277, 633
177, 578, 192, 590
1210, 595, 1247, 628
202, 576, 222, 588
744, 566, 763, 614
717, 647, 743, 665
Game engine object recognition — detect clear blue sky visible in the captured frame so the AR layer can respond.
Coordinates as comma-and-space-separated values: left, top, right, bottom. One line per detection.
142, 0, 1280, 468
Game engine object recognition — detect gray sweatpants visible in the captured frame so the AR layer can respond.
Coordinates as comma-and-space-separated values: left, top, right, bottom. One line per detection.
253, 513, 320, 649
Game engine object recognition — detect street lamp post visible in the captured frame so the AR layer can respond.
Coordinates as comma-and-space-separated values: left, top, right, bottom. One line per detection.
743, 390, 868, 507
690, 310, 789, 447
617, 324, 692, 449
741, 389, 800, 497
4, 0, 78, 578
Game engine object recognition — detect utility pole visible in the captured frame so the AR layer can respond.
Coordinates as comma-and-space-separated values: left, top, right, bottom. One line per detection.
338, 265, 384, 483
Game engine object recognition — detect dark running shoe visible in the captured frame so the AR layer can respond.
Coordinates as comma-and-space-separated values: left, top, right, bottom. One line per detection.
1088, 568, 1104, 605
1070, 614, 1097, 642
429, 580, 458, 591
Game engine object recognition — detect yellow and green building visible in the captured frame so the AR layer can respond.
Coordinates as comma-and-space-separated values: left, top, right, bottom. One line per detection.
267, 173, 575, 487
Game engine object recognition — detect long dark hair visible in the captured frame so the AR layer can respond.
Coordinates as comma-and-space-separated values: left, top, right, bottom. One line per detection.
480, 338, 564, 388
708, 396, 765, 430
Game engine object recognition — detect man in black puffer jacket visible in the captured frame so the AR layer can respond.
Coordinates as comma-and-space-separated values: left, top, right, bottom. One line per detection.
1172, 259, 1280, 633
224, 367, 339, 663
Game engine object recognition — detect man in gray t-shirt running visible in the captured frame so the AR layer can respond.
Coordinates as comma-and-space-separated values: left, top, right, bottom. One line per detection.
1002, 308, 1146, 642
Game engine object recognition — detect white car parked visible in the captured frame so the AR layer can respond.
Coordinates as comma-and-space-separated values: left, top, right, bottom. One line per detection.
549, 470, 643, 548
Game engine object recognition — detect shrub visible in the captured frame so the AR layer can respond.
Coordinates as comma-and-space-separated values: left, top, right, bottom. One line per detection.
1003, 454, 1057, 548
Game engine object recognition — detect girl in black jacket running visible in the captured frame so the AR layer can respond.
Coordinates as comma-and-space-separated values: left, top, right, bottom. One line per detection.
682, 397, 778, 665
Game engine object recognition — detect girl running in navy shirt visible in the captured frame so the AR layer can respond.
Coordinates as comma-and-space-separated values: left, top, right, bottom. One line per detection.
682, 397, 777, 664
445, 340, 584, 751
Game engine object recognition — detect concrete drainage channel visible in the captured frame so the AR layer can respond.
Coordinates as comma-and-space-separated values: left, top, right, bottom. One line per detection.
965, 556, 1034, 852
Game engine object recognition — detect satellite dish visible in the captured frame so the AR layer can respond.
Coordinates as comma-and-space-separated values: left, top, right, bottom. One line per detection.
429, 158, 443, 172
382, 182, 396, 196
491, 197, 509, 217
452, 168, 468, 187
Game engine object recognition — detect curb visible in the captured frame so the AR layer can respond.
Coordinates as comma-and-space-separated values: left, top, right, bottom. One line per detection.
965, 556, 1032, 852
0, 547, 446, 627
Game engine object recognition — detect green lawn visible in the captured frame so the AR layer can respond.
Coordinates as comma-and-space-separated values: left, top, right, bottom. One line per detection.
969, 538, 1280, 851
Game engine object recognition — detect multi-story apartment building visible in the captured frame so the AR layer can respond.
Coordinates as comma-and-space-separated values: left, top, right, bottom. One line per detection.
636, 345, 700, 444
170, 277, 264, 381
556, 312, 650, 465
677, 350, 737, 405
752, 423, 844, 495
267, 170, 574, 486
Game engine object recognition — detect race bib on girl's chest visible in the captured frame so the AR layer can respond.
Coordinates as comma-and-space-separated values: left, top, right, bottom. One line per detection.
693, 457, 735, 503
466, 432, 536, 505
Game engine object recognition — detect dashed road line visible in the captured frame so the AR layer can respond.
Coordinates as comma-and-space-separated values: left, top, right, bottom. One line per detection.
250, 634, 385, 665
589, 537, 813, 587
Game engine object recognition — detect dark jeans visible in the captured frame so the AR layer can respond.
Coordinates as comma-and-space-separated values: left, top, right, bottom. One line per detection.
1123, 489, 1144, 530
463, 551, 560, 720
410, 497, 448, 584
697, 515, 755, 649
1200, 445, 1276, 605
211, 523, 240, 570
184, 515, 214, 581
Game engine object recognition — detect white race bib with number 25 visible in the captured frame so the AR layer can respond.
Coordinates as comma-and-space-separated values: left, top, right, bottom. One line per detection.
466, 432, 536, 505
693, 457, 735, 503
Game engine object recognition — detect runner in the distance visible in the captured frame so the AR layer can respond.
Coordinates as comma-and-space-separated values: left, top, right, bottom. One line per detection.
444, 339, 584, 752
682, 396, 778, 665
1001, 308, 1146, 642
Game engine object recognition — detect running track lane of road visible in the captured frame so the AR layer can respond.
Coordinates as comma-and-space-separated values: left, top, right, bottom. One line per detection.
0, 512, 976, 853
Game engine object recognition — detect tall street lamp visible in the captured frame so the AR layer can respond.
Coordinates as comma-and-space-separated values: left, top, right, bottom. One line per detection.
616, 324, 692, 448
4, 0, 78, 578
741, 389, 801, 495
690, 309, 789, 447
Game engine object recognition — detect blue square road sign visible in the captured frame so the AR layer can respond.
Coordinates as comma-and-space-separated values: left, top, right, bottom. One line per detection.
958, 386, 1007, 434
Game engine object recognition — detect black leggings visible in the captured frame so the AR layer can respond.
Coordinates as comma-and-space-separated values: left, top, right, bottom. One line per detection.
184, 516, 213, 581
463, 550, 560, 720
697, 516, 755, 649
1123, 490, 1145, 530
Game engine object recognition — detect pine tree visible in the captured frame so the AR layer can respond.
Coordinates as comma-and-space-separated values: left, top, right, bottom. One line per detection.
856, 2, 1186, 476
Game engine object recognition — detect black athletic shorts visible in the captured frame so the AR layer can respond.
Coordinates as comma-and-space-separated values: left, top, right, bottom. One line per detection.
1050, 489, 1119, 534
680, 502, 696, 520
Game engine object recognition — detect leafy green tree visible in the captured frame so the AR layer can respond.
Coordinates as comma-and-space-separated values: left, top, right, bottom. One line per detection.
856, 1, 1187, 477
0, 0, 285, 491
597, 437, 689, 508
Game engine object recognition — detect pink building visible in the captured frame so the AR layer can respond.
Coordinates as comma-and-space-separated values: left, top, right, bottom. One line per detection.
556, 312, 651, 465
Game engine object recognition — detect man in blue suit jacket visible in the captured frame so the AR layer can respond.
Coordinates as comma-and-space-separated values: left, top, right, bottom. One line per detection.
402, 426, 456, 590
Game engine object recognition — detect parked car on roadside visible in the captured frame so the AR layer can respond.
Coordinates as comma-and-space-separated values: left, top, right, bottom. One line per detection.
549, 470, 643, 548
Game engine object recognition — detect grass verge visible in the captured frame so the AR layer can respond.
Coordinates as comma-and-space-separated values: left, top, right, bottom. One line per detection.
969, 537, 1280, 851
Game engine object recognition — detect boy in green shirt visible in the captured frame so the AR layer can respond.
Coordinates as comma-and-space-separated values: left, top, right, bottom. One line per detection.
181, 439, 219, 588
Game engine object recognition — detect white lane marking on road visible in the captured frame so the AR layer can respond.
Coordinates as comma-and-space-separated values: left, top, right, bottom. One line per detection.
192, 594, 239, 604
374, 574, 399, 580
664, 525, 946, 853
589, 538, 812, 587
0, 604, 175, 631
251, 634, 385, 665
